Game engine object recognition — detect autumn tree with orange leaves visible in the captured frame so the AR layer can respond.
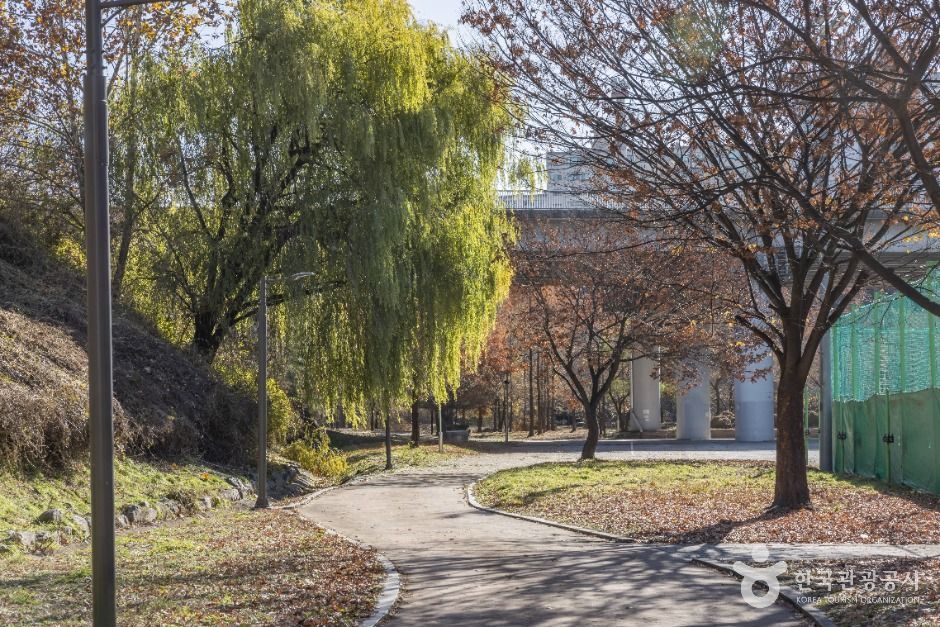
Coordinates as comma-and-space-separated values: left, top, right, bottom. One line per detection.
512, 217, 736, 460
696, 0, 940, 316
463, 0, 930, 507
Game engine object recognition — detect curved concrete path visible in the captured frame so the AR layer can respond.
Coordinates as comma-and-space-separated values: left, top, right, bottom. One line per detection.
300, 442, 807, 626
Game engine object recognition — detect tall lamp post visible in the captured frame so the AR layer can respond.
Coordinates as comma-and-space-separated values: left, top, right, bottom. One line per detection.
437, 401, 443, 453
503, 373, 510, 444
84, 0, 177, 624
255, 272, 316, 509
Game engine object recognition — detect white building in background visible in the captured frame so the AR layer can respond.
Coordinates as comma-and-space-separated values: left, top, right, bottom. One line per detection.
545, 150, 593, 190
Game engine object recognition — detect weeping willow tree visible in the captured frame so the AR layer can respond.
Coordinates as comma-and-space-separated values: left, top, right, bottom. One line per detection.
126, 0, 513, 416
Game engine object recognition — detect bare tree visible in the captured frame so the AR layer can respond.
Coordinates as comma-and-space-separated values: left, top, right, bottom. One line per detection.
464, 0, 916, 507
734, 0, 940, 314
514, 218, 726, 459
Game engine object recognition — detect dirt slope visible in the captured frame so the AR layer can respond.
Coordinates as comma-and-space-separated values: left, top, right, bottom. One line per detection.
0, 220, 253, 471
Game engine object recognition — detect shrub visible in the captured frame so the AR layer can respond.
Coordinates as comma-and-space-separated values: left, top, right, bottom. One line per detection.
266, 378, 296, 445
282, 429, 348, 479
213, 360, 298, 446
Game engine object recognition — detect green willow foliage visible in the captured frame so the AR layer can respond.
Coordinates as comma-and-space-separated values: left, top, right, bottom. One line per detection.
128, 0, 513, 418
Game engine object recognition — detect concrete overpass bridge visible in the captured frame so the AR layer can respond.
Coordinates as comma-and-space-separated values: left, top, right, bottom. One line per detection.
498, 186, 940, 463
499, 188, 776, 444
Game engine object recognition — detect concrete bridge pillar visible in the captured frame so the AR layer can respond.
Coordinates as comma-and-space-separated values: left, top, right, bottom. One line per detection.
734, 353, 775, 442
677, 361, 712, 440
630, 353, 662, 431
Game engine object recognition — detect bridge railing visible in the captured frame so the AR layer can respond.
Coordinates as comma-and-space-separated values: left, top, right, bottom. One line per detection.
497, 190, 609, 211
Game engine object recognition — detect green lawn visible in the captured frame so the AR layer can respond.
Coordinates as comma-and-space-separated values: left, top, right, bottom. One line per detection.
1, 436, 474, 539
0, 508, 383, 626
342, 442, 474, 480
475, 460, 940, 544
0, 457, 242, 537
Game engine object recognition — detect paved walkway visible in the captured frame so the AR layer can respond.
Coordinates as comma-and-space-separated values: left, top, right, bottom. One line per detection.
466, 437, 819, 465
674, 543, 940, 562
300, 442, 809, 626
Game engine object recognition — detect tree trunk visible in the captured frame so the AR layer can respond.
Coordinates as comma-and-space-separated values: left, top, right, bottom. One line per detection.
385, 413, 393, 470
112, 60, 139, 301
477, 407, 484, 433
112, 200, 135, 301
773, 364, 812, 509
410, 401, 420, 447
580, 402, 600, 460
712, 379, 722, 415
192, 311, 225, 362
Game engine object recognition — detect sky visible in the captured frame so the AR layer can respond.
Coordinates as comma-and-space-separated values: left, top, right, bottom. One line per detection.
408, 0, 474, 44
408, 0, 539, 180
408, 0, 463, 29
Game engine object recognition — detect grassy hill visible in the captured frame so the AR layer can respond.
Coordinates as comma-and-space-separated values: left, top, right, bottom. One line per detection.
0, 219, 254, 473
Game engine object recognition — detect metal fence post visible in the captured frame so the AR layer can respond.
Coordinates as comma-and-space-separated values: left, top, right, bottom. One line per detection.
850, 319, 860, 401
820, 330, 833, 471
929, 306, 938, 389
899, 298, 908, 393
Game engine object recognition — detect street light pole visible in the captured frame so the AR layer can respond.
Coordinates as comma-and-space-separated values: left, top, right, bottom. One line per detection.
255, 272, 315, 508
503, 374, 510, 444
83, 1, 210, 622
84, 0, 115, 624
437, 402, 443, 452
255, 276, 270, 509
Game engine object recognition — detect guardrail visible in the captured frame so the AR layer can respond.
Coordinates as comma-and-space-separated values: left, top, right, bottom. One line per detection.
498, 191, 605, 211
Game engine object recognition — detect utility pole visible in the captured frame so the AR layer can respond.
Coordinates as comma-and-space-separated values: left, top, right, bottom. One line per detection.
85, 0, 181, 622
820, 330, 834, 471
84, 0, 115, 622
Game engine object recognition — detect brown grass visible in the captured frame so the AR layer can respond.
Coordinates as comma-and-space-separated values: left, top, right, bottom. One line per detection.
476, 460, 940, 544
777, 558, 940, 626
0, 508, 384, 625
0, 218, 254, 472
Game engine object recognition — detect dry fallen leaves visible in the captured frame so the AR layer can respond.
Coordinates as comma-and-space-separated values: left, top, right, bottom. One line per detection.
0, 508, 384, 626
477, 460, 940, 545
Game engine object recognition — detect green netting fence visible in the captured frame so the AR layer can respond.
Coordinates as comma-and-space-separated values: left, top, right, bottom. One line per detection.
831, 282, 940, 494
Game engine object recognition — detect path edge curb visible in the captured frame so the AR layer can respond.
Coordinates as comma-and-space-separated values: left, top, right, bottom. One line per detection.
273, 485, 341, 511
690, 557, 836, 627
285, 484, 402, 627
361, 553, 401, 627
306, 523, 402, 627
465, 481, 637, 543
467, 480, 834, 626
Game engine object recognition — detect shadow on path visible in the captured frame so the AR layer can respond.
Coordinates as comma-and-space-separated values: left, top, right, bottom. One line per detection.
301, 448, 807, 626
